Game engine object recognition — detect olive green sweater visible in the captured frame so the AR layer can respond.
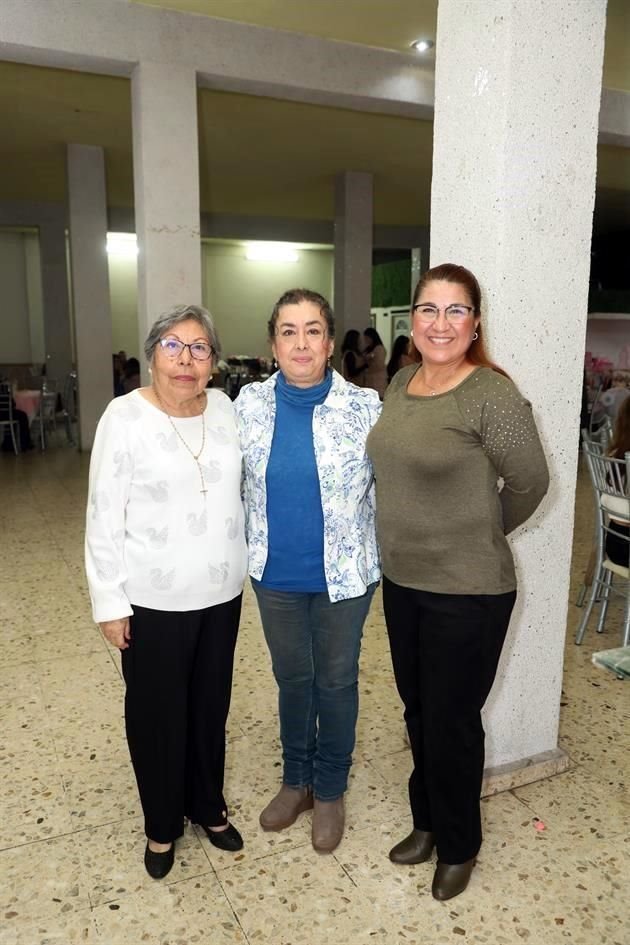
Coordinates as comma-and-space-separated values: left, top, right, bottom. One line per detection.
366, 366, 549, 595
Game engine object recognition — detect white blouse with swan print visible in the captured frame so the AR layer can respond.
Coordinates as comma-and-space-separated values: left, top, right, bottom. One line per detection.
234, 370, 382, 603
85, 389, 248, 623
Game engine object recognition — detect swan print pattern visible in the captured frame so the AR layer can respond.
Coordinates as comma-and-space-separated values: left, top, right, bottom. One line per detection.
84, 388, 248, 623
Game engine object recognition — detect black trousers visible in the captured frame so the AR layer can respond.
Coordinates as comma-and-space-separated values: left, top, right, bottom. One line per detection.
383, 576, 516, 865
121, 594, 242, 843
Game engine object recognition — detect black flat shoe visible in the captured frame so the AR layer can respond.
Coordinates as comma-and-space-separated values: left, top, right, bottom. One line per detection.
144, 841, 175, 879
432, 858, 476, 900
389, 829, 435, 864
201, 822, 244, 852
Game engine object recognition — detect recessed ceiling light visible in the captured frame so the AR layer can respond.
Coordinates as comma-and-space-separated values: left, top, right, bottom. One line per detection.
410, 39, 434, 53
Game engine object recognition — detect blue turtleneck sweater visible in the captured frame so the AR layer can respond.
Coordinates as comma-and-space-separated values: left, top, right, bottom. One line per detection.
260, 370, 333, 592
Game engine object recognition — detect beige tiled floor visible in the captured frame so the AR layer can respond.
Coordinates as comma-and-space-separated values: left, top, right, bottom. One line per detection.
0, 447, 629, 945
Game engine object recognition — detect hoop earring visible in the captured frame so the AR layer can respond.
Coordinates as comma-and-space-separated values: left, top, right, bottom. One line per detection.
472, 332, 479, 341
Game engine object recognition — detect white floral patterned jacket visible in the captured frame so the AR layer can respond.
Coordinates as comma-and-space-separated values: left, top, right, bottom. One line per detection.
234, 370, 382, 602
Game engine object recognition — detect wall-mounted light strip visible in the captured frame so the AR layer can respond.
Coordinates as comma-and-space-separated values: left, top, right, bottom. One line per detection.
245, 243, 299, 262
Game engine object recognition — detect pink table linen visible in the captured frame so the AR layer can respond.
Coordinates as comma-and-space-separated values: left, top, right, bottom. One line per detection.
14, 390, 42, 423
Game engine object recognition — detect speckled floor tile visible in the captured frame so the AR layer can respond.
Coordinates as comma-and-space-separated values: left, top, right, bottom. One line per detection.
0, 662, 42, 705
513, 766, 630, 842
74, 817, 213, 906
62, 758, 141, 828
0, 833, 90, 925
218, 847, 400, 945
0, 908, 98, 945
0, 791, 74, 850
91, 876, 248, 945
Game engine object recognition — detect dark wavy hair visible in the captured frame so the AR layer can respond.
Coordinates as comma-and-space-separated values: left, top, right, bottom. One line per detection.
363, 327, 384, 353
268, 288, 335, 340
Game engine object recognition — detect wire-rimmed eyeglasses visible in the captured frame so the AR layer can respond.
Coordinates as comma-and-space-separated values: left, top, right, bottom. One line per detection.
158, 337, 214, 361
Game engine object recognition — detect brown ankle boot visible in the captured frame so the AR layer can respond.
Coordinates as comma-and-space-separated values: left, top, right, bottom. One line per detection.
389, 829, 435, 864
431, 858, 476, 900
259, 784, 313, 831
312, 796, 345, 853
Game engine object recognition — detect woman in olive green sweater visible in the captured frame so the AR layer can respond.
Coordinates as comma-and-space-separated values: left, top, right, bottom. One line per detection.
367, 263, 548, 902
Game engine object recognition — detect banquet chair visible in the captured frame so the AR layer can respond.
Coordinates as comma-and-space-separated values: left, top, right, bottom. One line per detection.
59, 371, 78, 445
30, 391, 58, 450
575, 443, 630, 646
575, 429, 607, 606
0, 384, 20, 454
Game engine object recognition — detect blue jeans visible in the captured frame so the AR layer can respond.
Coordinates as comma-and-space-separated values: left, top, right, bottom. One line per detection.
253, 581, 377, 801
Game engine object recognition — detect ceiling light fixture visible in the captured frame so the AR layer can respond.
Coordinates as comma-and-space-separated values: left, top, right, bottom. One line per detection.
245, 243, 299, 263
410, 39, 434, 53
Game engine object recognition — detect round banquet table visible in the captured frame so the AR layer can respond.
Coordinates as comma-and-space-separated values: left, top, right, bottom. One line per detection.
14, 389, 42, 423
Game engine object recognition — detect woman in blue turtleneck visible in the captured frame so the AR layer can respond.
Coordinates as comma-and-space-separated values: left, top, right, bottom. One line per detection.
235, 288, 381, 854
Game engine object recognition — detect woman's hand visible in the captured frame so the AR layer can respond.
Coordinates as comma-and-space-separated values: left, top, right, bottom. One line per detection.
99, 618, 131, 650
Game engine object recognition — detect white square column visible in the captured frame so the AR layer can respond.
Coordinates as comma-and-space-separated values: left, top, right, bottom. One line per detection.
334, 172, 373, 339
430, 0, 607, 785
38, 221, 73, 386
132, 62, 202, 363
67, 144, 113, 451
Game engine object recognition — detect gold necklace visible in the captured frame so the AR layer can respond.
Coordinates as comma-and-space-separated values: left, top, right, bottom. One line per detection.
419, 365, 462, 396
153, 388, 208, 495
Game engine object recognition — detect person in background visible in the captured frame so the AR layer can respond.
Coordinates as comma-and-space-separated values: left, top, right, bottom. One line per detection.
605, 395, 630, 567
367, 263, 549, 901
86, 305, 248, 879
386, 334, 416, 384
122, 356, 141, 394
235, 288, 381, 854
601, 371, 630, 425
0, 386, 33, 452
112, 354, 125, 397
362, 327, 387, 399
341, 329, 367, 386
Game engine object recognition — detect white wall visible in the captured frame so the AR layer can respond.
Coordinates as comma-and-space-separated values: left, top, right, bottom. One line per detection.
0, 232, 31, 362
106, 241, 335, 360
203, 244, 334, 358
24, 232, 45, 364
107, 252, 140, 357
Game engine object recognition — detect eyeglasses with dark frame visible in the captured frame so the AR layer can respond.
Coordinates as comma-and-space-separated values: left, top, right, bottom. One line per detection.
412, 304, 475, 323
158, 337, 214, 361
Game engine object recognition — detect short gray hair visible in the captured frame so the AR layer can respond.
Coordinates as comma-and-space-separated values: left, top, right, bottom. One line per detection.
144, 304, 221, 362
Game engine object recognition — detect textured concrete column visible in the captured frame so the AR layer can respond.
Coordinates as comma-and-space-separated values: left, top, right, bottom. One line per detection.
430, 0, 606, 788
410, 248, 422, 299
67, 144, 112, 451
334, 172, 373, 341
131, 62, 201, 367
38, 221, 73, 386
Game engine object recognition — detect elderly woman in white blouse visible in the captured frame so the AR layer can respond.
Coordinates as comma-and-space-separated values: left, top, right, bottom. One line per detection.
85, 305, 248, 879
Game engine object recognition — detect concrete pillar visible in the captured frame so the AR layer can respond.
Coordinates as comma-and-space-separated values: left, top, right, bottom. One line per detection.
38, 221, 73, 386
410, 248, 422, 300
131, 61, 201, 369
23, 233, 45, 366
334, 171, 373, 343
67, 144, 113, 451
430, 0, 606, 789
